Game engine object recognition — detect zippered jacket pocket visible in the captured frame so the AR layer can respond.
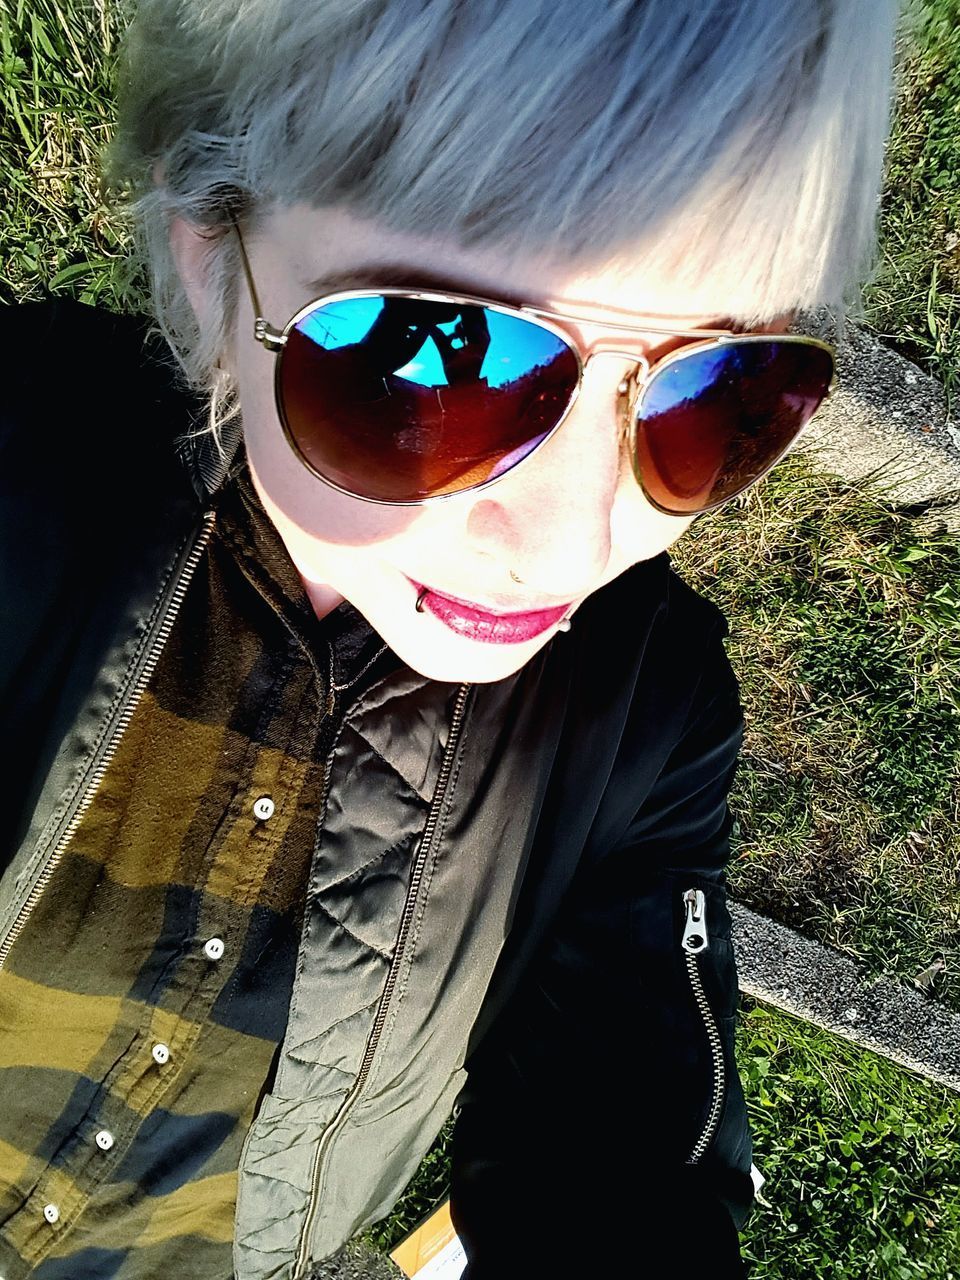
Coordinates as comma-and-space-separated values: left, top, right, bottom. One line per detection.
671, 873, 755, 1232
681, 885, 728, 1164
449, 860, 756, 1275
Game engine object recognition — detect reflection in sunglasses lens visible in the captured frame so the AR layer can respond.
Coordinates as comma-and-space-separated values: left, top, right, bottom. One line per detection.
279, 296, 580, 502
634, 340, 834, 515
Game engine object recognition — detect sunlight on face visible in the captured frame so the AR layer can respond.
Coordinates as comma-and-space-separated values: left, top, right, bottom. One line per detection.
225, 201, 741, 684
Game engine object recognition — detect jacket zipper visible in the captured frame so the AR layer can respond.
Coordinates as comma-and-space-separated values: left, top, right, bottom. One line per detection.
293, 679, 472, 1278
681, 886, 726, 1164
0, 511, 218, 973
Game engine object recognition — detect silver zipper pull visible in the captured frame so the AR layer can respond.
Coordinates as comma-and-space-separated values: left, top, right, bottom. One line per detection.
682, 888, 709, 954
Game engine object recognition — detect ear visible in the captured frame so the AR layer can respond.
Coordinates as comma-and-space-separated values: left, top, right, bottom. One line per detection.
168, 213, 219, 335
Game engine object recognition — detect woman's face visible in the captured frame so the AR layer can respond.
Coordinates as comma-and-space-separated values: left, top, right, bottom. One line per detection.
174, 202, 740, 684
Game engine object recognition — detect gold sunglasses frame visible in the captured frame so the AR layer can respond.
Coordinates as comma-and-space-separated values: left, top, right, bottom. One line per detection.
230, 217, 837, 514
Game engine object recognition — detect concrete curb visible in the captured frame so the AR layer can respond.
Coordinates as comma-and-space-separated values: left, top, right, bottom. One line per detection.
798, 315, 960, 530
731, 902, 960, 1094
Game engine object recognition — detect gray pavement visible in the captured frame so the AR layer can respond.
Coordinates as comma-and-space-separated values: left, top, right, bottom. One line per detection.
798, 312, 960, 529
308, 1240, 403, 1278
731, 902, 960, 1094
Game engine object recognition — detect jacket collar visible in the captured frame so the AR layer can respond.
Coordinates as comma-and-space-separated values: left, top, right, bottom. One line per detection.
174, 409, 246, 505
211, 441, 399, 681
162, 372, 405, 685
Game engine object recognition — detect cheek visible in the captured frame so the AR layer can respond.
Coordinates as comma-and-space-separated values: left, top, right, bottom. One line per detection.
235, 354, 474, 592
609, 461, 695, 563
237, 357, 427, 552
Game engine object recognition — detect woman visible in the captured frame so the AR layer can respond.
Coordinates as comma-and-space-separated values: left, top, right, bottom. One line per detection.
0, 1, 897, 1277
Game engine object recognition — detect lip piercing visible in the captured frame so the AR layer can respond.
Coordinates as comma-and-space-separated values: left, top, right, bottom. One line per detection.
416, 587, 429, 612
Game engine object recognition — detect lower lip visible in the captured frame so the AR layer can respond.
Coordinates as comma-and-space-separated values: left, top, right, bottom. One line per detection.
408, 580, 571, 644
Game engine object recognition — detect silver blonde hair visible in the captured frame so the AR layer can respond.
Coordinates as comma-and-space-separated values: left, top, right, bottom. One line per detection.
102, 0, 899, 453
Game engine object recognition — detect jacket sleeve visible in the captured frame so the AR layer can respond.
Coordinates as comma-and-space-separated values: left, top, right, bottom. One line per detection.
449, 618, 754, 1278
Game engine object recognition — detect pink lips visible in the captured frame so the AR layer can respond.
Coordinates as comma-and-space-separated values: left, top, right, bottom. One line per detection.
408, 579, 572, 645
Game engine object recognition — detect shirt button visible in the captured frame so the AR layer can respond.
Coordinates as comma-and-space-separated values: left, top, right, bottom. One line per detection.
43, 1203, 60, 1224
253, 796, 275, 821
95, 1129, 115, 1151
203, 937, 225, 961
151, 1043, 170, 1065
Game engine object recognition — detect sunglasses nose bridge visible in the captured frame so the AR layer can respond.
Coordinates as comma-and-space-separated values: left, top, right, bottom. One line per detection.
579, 349, 650, 443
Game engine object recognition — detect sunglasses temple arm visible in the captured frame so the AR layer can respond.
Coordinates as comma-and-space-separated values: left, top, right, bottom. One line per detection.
228, 212, 268, 332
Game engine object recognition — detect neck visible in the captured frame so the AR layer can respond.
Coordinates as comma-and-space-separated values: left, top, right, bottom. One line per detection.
300, 577, 346, 621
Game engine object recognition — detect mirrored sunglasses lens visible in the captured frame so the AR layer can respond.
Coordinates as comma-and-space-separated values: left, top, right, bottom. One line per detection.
277, 295, 579, 502
634, 340, 835, 515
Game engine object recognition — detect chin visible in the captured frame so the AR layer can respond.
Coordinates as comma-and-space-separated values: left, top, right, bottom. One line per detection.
386, 621, 551, 686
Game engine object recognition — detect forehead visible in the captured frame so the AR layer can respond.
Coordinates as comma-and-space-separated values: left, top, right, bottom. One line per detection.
259, 202, 740, 329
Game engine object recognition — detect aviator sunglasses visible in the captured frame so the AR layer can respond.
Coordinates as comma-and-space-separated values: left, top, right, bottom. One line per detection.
230, 216, 836, 515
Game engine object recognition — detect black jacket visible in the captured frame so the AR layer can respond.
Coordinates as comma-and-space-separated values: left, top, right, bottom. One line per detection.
0, 299, 755, 1277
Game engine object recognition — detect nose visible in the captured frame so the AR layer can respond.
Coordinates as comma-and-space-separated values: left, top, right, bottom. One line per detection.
464, 354, 639, 600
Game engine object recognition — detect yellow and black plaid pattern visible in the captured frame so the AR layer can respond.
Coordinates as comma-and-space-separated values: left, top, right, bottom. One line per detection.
0, 457, 393, 1279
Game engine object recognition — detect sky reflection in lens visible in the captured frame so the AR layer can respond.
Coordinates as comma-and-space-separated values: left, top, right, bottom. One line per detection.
297, 297, 569, 390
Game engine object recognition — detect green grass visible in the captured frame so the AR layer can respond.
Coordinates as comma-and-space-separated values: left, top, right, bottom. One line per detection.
737, 999, 960, 1278
0, 0, 144, 312
862, 0, 960, 402
671, 448, 960, 1013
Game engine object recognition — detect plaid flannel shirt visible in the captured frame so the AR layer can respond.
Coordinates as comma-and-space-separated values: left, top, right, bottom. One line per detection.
0, 455, 394, 1279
